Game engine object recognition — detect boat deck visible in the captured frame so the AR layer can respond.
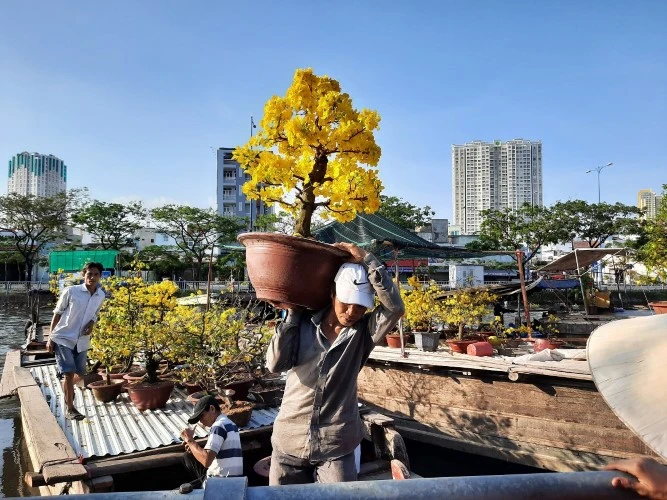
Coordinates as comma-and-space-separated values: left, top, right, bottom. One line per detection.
30, 364, 278, 460
368, 345, 592, 381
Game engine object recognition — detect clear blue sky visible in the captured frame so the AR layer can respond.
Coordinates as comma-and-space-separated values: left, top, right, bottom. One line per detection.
1, 0, 665, 218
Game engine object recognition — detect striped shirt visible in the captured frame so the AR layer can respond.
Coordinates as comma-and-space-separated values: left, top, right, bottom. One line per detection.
204, 414, 243, 478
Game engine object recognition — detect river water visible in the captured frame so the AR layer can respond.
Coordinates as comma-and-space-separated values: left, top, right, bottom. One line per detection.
0, 307, 38, 497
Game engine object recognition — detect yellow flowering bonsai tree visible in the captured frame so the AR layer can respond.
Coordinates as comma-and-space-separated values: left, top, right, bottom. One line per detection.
401, 276, 445, 332
95, 277, 179, 384
442, 288, 498, 340
233, 68, 383, 238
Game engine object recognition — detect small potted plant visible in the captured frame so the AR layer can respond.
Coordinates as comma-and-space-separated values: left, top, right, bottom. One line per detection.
442, 288, 498, 353
88, 316, 127, 403
534, 314, 563, 353
401, 276, 443, 352
234, 68, 384, 310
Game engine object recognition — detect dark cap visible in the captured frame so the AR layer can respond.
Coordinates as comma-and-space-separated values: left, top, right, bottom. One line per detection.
188, 394, 220, 424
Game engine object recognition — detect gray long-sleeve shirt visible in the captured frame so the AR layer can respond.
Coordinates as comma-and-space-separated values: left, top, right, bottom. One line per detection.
266, 252, 405, 461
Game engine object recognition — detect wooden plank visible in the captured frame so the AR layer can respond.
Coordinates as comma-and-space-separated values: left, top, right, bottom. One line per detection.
14, 366, 87, 483
369, 346, 593, 381
0, 350, 21, 398
361, 412, 394, 427
358, 364, 652, 471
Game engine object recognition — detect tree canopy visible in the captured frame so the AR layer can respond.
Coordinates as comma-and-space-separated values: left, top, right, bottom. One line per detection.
150, 205, 245, 280
233, 68, 383, 238
550, 200, 642, 249
638, 185, 667, 281
469, 203, 559, 267
376, 195, 434, 230
0, 190, 83, 281
72, 200, 146, 250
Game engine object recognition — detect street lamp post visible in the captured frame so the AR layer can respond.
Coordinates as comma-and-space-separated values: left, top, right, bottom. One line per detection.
248, 116, 257, 231
586, 162, 613, 203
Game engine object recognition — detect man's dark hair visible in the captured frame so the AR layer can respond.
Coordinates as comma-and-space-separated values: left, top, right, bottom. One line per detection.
82, 262, 104, 274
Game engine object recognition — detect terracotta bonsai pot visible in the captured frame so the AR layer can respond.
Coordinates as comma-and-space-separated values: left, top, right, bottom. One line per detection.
183, 382, 205, 395
238, 233, 349, 310
218, 377, 255, 401
89, 380, 125, 403
385, 334, 402, 348
446, 340, 477, 354
187, 390, 220, 406
123, 370, 147, 383
223, 401, 254, 427
649, 301, 667, 314
126, 380, 175, 411
249, 386, 284, 406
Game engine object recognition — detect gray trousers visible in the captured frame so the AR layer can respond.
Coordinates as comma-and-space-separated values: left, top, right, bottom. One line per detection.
269, 449, 357, 485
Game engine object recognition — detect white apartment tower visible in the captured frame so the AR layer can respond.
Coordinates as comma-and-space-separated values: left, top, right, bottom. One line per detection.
452, 139, 543, 234
7, 152, 67, 197
638, 189, 663, 220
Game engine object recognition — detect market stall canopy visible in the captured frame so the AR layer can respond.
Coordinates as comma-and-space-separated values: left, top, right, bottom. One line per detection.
537, 248, 629, 273
312, 213, 495, 259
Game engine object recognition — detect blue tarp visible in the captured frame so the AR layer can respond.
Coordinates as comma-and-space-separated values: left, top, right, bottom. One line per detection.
535, 279, 580, 290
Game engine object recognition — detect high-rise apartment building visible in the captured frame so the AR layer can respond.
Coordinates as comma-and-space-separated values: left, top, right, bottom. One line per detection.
216, 147, 272, 229
638, 189, 663, 220
452, 139, 542, 234
7, 152, 67, 197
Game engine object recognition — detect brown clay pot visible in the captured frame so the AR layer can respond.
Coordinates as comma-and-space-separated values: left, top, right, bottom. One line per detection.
75, 372, 103, 389
126, 380, 175, 411
249, 387, 284, 406
446, 340, 477, 354
386, 334, 402, 348
187, 390, 220, 406
218, 377, 255, 401
649, 301, 667, 314
123, 370, 147, 383
223, 401, 254, 427
237, 233, 349, 310
533, 339, 564, 353
89, 380, 125, 403
183, 382, 205, 395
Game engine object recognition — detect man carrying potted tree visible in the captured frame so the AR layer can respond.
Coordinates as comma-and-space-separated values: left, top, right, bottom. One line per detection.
46, 262, 106, 420
266, 242, 405, 485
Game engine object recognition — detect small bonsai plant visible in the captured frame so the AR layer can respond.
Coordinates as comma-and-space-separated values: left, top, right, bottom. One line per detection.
442, 288, 498, 340
233, 68, 383, 238
98, 276, 179, 384
401, 276, 445, 332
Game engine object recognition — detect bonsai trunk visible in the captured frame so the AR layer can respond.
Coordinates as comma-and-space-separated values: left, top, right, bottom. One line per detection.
105, 368, 111, 386
145, 356, 159, 384
458, 323, 464, 340
293, 154, 328, 238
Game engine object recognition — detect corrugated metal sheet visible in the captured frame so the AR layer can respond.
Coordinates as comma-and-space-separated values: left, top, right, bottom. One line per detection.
30, 365, 278, 460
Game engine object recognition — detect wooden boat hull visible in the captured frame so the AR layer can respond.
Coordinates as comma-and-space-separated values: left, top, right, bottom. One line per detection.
358, 363, 655, 472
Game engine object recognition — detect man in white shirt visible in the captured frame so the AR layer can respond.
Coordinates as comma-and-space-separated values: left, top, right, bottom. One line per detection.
46, 262, 106, 420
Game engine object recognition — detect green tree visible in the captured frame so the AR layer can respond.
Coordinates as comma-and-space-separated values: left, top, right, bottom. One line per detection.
638, 185, 667, 281
550, 200, 642, 249
135, 245, 186, 280
216, 250, 246, 281
472, 203, 559, 268
150, 205, 246, 280
0, 190, 83, 281
376, 195, 435, 230
72, 200, 146, 250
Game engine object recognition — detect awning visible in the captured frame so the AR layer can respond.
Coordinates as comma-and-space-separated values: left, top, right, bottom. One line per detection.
538, 248, 629, 273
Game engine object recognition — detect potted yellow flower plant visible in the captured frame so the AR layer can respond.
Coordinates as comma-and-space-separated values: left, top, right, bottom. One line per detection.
96, 277, 179, 411
401, 276, 444, 351
234, 68, 384, 310
442, 288, 498, 353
